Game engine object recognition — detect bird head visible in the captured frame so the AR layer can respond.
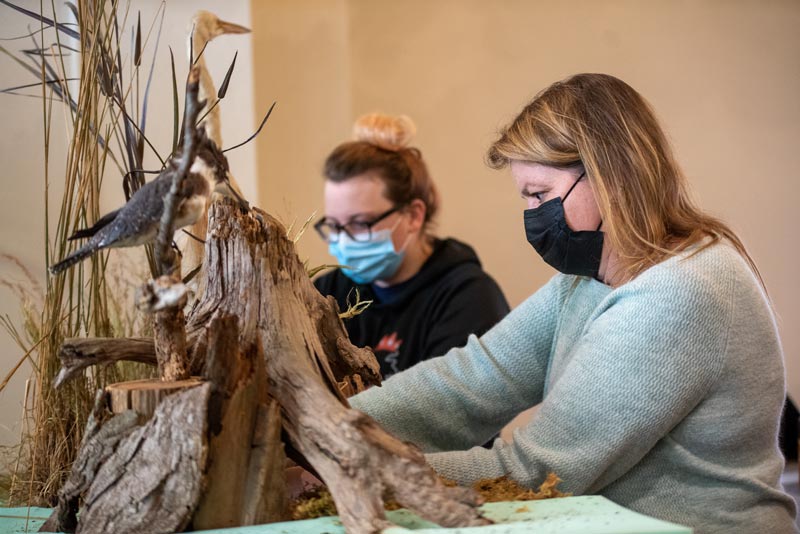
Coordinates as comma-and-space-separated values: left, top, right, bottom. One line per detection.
194, 126, 250, 210
190, 11, 250, 45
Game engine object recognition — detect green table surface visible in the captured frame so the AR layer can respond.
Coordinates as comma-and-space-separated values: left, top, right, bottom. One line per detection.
0, 495, 691, 533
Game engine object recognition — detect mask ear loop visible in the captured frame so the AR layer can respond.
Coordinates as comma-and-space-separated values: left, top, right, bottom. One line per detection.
390, 210, 417, 254
563, 171, 603, 231
562, 171, 586, 202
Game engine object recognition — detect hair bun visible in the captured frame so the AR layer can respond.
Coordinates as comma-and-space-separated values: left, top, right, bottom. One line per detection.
353, 113, 416, 151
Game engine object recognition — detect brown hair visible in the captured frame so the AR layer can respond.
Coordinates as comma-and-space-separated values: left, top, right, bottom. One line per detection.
487, 73, 763, 286
324, 113, 439, 228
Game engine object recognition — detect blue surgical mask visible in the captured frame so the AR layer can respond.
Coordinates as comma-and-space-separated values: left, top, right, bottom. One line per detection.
329, 226, 406, 284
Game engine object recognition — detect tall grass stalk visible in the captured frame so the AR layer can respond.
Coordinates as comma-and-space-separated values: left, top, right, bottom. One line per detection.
1, 0, 162, 505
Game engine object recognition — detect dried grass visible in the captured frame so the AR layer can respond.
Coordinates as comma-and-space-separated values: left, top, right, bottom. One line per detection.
0, 0, 164, 505
338, 287, 372, 320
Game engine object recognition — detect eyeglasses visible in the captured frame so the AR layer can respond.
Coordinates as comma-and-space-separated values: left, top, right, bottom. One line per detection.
314, 206, 403, 243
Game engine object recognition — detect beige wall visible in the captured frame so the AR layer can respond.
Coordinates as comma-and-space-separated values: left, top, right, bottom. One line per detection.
252, 0, 800, 402
252, 0, 352, 228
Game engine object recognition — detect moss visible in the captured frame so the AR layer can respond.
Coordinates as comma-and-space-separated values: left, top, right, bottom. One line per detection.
290, 472, 570, 520
470, 472, 571, 503
290, 486, 338, 520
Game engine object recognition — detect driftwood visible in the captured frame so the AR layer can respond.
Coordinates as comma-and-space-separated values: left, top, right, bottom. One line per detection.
50, 187, 487, 530
39, 392, 140, 532
190, 313, 287, 528
77, 383, 210, 533
40, 384, 209, 533
189, 201, 489, 532
147, 63, 207, 383
49, 200, 489, 533
54, 337, 157, 388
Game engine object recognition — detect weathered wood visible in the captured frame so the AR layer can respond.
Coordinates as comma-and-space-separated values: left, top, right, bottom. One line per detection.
50, 199, 486, 534
148, 66, 206, 382
106, 377, 204, 418
241, 399, 287, 524
195, 201, 488, 533
55, 338, 157, 388
191, 313, 288, 528
77, 382, 210, 534
154, 300, 190, 381
155, 67, 202, 274
39, 392, 140, 533
134, 275, 189, 312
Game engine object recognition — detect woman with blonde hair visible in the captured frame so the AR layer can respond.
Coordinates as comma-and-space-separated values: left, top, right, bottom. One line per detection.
348, 75, 798, 533
314, 113, 509, 378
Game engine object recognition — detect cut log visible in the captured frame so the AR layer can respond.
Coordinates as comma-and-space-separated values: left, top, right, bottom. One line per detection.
106, 377, 204, 419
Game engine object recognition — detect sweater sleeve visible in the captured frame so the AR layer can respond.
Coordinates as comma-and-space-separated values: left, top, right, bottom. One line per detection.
424, 264, 732, 491
424, 270, 510, 358
349, 275, 569, 452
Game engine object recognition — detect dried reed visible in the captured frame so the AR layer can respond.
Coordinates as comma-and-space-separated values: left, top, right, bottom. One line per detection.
0, 0, 164, 505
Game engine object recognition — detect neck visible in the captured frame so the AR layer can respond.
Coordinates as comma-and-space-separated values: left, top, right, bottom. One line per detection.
374, 234, 433, 287
598, 244, 623, 288
192, 45, 223, 147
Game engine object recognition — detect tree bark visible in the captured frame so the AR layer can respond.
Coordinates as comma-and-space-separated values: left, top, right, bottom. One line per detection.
41, 384, 210, 533
192, 201, 489, 533
48, 199, 488, 534
39, 392, 140, 533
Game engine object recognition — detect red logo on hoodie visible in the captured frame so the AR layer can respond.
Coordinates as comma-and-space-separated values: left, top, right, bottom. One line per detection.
374, 332, 403, 353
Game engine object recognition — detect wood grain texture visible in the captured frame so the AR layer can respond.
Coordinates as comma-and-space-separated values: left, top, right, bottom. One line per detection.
77, 382, 210, 534
197, 201, 488, 533
48, 198, 486, 534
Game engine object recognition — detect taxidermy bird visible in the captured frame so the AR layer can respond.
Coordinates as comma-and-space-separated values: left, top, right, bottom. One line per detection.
179, 11, 250, 280
49, 127, 241, 274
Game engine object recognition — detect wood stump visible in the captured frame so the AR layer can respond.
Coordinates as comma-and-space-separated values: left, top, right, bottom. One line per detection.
107, 377, 204, 418
45, 200, 489, 533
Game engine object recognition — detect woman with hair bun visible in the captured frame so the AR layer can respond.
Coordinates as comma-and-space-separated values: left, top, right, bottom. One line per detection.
347, 77, 798, 533
313, 113, 509, 378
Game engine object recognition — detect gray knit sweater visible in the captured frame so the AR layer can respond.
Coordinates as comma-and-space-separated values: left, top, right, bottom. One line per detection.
350, 243, 798, 534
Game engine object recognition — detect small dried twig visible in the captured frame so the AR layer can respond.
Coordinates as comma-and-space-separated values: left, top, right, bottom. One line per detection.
154, 66, 202, 276
148, 66, 204, 382
339, 288, 372, 320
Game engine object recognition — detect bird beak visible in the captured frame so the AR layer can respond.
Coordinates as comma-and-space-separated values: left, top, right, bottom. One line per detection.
217, 20, 251, 35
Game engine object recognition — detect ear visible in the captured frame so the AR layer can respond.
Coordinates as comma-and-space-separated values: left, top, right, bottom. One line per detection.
404, 198, 427, 234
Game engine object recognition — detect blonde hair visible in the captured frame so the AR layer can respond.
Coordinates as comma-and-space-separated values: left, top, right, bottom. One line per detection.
488, 73, 763, 286
324, 112, 439, 227
354, 113, 417, 151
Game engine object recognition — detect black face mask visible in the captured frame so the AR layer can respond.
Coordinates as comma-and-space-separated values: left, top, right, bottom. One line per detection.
523, 173, 604, 278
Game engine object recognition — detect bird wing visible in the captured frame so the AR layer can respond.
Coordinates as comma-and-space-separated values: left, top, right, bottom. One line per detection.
93, 171, 174, 248
68, 208, 122, 241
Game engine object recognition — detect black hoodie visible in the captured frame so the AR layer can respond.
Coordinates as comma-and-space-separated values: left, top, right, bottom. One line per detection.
314, 238, 510, 378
